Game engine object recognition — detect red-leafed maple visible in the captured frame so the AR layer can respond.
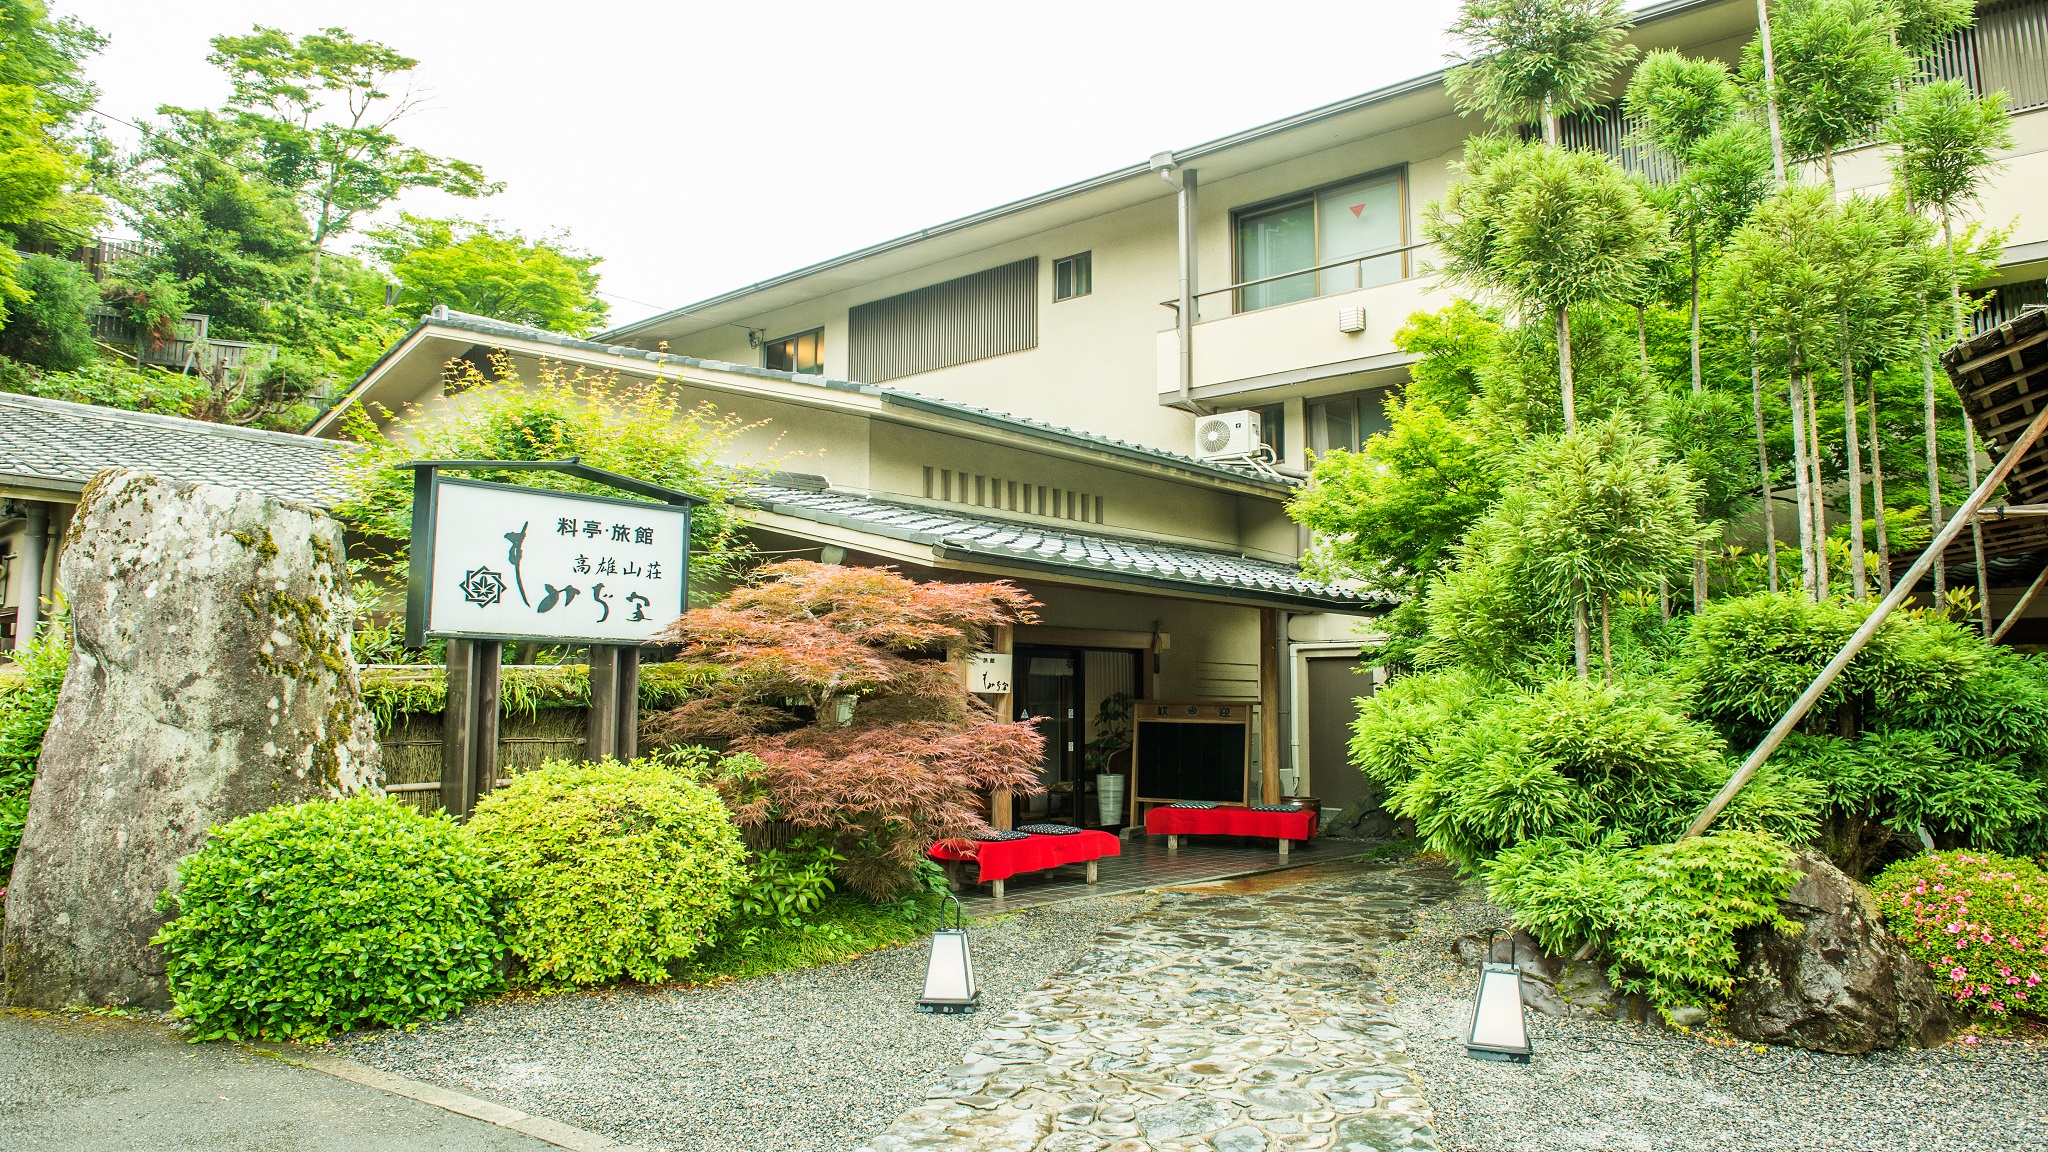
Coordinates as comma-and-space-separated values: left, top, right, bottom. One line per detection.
651, 561, 1045, 897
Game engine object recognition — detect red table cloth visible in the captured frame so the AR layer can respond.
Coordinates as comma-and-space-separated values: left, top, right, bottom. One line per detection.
1144, 805, 1317, 841
928, 829, 1121, 883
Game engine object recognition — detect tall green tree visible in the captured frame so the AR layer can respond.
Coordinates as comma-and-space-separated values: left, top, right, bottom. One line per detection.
1426, 139, 1668, 432
1443, 0, 1637, 146
365, 215, 609, 335
1425, 419, 1708, 680
1745, 0, 1909, 190
1626, 51, 1741, 396
202, 26, 500, 279
0, 0, 105, 320
1886, 75, 2011, 618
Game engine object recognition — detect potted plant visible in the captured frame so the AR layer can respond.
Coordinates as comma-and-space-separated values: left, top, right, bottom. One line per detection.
1084, 692, 1134, 826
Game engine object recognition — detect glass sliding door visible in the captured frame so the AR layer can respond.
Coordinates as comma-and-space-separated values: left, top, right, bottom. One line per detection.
1317, 176, 1403, 293
1233, 168, 1407, 314
1235, 199, 1316, 313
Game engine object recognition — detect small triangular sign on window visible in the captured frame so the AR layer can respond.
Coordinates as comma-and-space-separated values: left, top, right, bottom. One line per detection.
1349, 203, 1366, 218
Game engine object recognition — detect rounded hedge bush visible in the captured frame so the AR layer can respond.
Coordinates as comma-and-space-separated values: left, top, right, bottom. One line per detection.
465, 755, 748, 989
1873, 851, 2048, 1018
154, 794, 502, 1043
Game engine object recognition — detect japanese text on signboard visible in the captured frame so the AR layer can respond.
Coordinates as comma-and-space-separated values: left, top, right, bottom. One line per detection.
426, 479, 689, 643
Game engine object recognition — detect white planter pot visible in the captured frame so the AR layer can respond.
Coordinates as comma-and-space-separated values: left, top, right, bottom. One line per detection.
1096, 773, 1126, 825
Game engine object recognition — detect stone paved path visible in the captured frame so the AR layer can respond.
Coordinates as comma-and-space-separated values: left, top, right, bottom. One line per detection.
858, 859, 1464, 1152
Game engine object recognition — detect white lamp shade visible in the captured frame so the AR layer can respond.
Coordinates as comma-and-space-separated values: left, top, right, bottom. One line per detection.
919, 928, 979, 1009
1464, 962, 1531, 1062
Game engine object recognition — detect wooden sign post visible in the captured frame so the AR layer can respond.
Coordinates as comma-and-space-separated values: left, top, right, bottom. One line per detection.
401, 458, 703, 817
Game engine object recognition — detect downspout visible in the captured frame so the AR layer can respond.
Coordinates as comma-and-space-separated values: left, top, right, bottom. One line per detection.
16, 502, 48, 648
1152, 153, 1202, 414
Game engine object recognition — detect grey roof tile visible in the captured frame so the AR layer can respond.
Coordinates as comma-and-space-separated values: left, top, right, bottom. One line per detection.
0, 392, 353, 509
743, 480, 1388, 611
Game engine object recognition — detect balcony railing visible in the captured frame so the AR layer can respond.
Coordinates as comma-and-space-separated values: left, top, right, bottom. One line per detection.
1160, 240, 1434, 323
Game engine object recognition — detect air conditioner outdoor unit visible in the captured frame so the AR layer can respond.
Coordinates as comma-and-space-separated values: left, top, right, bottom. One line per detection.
1194, 410, 1263, 460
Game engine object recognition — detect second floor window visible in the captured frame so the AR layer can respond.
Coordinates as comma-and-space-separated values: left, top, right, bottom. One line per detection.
1054, 252, 1092, 301
1234, 170, 1405, 313
765, 328, 823, 375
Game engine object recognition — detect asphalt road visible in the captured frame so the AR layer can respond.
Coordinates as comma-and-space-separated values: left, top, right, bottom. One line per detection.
0, 1009, 559, 1152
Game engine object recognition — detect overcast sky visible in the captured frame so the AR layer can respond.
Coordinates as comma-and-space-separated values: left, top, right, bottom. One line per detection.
67, 0, 1479, 329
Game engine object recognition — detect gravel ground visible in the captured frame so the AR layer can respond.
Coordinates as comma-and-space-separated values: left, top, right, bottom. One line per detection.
1379, 878, 2048, 1152
342, 894, 1153, 1152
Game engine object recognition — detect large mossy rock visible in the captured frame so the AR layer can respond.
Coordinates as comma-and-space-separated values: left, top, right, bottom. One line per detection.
1, 470, 381, 1009
1728, 851, 1950, 1054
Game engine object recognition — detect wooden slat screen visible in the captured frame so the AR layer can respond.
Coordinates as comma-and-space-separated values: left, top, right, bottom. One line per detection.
848, 257, 1038, 384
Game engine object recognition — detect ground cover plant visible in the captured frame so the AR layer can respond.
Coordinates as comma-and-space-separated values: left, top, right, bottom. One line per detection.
651, 561, 1044, 899
464, 752, 749, 990
152, 794, 501, 1043
1873, 851, 2048, 1018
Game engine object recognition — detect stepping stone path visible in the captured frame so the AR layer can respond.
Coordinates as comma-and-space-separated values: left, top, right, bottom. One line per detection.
857, 860, 1464, 1152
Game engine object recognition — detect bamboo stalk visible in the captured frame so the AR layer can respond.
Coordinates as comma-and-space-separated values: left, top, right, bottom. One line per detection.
1868, 374, 1892, 593
1684, 399, 2048, 839
1841, 325, 1868, 599
1752, 330, 1780, 594
1788, 373, 1818, 597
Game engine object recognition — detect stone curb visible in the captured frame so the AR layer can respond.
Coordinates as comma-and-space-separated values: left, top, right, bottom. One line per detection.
248, 1042, 647, 1152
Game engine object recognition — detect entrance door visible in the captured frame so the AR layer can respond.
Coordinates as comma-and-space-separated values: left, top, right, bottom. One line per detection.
1015, 648, 1078, 818
1305, 656, 1373, 815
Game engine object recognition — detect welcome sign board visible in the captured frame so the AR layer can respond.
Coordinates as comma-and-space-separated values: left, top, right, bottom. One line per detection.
419, 477, 691, 644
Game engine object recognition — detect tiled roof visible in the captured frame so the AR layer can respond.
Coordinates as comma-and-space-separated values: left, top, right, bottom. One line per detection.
0, 392, 353, 509
743, 479, 1388, 611
363, 310, 1292, 494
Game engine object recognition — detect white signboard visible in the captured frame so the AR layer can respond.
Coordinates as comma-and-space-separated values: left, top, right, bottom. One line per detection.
969, 652, 1013, 694
425, 478, 689, 643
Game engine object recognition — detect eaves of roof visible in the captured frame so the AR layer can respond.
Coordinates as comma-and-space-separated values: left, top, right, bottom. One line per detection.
742, 480, 1390, 613
321, 309, 1295, 497
596, 0, 1727, 344
0, 391, 354, 509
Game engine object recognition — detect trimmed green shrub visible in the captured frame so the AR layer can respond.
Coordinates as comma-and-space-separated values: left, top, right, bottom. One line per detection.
466, 754, 748, 989
1486, 829, 1800, 1008
1873, 851, 2048, 1018
0, 253, 100, 370
153, 795, 501, 1043
1381, 675, 1817, 868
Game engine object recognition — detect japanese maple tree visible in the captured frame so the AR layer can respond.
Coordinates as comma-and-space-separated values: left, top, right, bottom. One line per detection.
650, 561, 1044, 898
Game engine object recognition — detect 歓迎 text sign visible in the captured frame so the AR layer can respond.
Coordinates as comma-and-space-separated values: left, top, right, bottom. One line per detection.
424, 478, 689, 644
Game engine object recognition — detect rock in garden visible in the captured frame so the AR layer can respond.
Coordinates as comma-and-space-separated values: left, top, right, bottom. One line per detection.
1452, 929, 1649, 1021
1321, 797, 1397, 840
1, 469, 380, 1010
1728, 851, 1950, 1054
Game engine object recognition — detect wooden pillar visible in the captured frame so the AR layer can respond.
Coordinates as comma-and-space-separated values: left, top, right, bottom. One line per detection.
473, 642, 502, 801
586, 644, 641, 763
991, 624, 1015, 830
588, 644, 619, 763
1259, 608, 1282, 805
441, 639, 500, 819
616, 646, 641, 762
